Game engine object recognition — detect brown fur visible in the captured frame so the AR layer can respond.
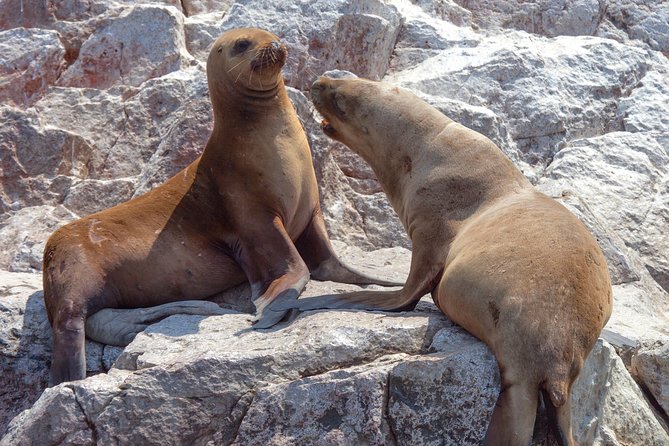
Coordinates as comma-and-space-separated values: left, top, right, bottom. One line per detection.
284, 77, 612, 445
43, 30, 398, 386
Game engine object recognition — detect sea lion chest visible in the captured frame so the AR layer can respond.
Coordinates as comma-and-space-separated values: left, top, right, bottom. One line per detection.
206, 116, 317, 239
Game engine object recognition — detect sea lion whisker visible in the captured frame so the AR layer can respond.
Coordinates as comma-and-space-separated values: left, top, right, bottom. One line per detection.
227, 58, 248, 73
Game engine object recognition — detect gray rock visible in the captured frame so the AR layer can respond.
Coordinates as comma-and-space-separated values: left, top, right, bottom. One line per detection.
632, 336, 669, 415
572, 340, 669, 446
57, 4, 193, 89
0, 28, 65, 107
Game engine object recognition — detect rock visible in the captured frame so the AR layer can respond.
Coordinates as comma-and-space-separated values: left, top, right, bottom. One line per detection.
0, 272, 49, 436
619, 69, 669, 133
388, 327, 500, 445
218, 0, 402, 90
0, 28, 66, 107
572, 339, 669, 446
0, 271, 119, 435
632, 337, 669, 415
182, 0, 234, 16
601, 0, 669, 53
386, 33, 651, 168
0, 105, 104, 214
444, 0, 605, 37
62, 178, 137, 217
57, 5, 193, 89
539, 132, 669, 295
0, 206, 77, 272
3, 292, 666, 444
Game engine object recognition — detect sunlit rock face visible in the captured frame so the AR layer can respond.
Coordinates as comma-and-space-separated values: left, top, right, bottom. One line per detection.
1, 0, 669, 444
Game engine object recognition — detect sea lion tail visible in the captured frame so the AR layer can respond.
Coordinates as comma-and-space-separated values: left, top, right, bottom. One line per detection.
546, 380, 568, 408
272, 289, 421, 312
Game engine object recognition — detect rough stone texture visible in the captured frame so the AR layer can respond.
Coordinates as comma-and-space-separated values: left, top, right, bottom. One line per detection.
0, 28, 66, 107
573, 340, 669, 446
0, 271, 122, 435
2, 288, 667, 445
2, 0, 669, 443
632, 337, 669, 416
57, 5, 194, 89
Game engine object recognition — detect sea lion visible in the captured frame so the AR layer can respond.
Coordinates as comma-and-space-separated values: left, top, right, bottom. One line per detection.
276, 76, 612, 446
42, 29, 399, 386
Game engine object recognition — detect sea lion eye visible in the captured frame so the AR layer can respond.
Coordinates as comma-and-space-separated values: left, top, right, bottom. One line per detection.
233, 39, 252, 54
333, 94, 347, 117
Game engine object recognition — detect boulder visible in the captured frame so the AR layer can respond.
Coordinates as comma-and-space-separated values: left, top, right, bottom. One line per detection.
0, 28, 66, 107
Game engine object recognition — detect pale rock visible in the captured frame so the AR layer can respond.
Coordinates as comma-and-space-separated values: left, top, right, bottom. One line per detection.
0, 28, 66, 107
618, 68, 669, 133
0, 385, 94, 446
386, 33, 651, 168
0, 206, 77, 272
410, 0, 473, 27
234, 356, 400, 445
540, 132, 669, 295
182, 0, 234, 16
32, 86, 134, 177
184, 11, 226, 61
388, 327, 500, 445
130, 67, 212, 195
57, 4, 194, 89
0, 272, 48, 436
445, 0, 605, 37
0, 106, 104, 214
572, 339, 669, 446
218, 0, 402, 90
63, 178, 137, 217
0, 271, 119, 435
602, 0, 669, 53
632, 336, 669, 415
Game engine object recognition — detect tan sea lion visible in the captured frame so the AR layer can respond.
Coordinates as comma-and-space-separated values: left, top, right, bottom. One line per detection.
42, 29, 399, 386
276, 76, 612, 446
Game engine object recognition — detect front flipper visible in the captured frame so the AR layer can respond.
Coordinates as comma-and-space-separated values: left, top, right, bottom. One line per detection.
234, 216, 310, 329
295, 208, 403, 286
275, 247, 443, 313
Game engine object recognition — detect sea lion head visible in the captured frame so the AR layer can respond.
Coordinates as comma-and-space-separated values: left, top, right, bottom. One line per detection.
207, 28, 288, 99
310, 76, 412, 161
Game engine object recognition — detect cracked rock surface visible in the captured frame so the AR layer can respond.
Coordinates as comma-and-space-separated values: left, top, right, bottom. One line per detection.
2, 0, 669, 444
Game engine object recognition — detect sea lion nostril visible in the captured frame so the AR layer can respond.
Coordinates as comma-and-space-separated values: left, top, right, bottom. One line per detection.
270, 40, 281, 50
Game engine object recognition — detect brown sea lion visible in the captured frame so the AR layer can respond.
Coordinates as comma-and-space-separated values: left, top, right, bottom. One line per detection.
42, 29, 399, 386
276, 76, 612, 446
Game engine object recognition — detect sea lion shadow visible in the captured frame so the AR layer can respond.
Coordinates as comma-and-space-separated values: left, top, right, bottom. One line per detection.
0, 291, 52, 435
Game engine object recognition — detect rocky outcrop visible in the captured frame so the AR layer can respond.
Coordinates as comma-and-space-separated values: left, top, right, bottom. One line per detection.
1, 0, 669, 444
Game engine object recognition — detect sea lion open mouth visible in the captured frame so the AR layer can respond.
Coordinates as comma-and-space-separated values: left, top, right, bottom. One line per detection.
321, 119, 336, 137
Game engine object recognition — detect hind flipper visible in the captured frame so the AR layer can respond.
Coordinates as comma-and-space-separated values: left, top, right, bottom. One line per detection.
274, 248, 443, 312
86, 301, 231, 347
542, 389, 576, 446
484, 382, 539, 446
295, 208, 403, 286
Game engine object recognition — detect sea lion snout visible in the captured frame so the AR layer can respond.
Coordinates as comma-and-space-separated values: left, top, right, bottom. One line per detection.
251, 39, 287, 71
